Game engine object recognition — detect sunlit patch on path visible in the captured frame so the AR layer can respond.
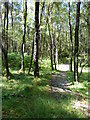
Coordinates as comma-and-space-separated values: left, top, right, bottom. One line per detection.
71, 99, 90, 117
57, 64, 69, 71
57, 64, 89, 73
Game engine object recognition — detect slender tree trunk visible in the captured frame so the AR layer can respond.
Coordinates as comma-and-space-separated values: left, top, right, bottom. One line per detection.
48, 22, 54, 70
34, 2, 39, 77
1, 4, 4, 61
53, 33, 56, 70
59, 36, 61, 62
0, 1, 2, 74
4, 2, 10, 77
11, 2, 14, 52
87, 2, 90, 68
39, 2, 45, 61
42, 34, 45, 58
39, 2, 45, 27
79, 21, 84, 67
68, 1, 73, 72
58, 26, 61, 64
21, 0, 27, 71
28, 39, 34, 74
39, 28, 42, 57
28, 2, 45, 75
51, 14, 54, 70
56, 22, 60, 69
56, 35, 59, 69
74, 0, 81, 82
47, 4, 54, 70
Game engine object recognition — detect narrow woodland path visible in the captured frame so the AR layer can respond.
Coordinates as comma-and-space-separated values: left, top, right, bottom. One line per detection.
49, 71, 89, 118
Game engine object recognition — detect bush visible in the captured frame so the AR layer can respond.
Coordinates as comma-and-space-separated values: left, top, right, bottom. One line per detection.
8, 52, 31, 69
8, 53, 21, 69
24, 53, 31, 68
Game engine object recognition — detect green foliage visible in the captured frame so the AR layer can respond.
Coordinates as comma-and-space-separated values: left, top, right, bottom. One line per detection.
66, 72, 89, 98
24, 53, 32, 68
7, 53, 31, 70
8, 53, 21, 69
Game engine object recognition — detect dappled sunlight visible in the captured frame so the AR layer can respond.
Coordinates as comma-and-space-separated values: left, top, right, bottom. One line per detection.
78, 67, 89, 73
68, 82, 85, 89
48, 86, 72, 94
71, 99, 89, 117
2, 68, 88, 118
2, 58, 89, 118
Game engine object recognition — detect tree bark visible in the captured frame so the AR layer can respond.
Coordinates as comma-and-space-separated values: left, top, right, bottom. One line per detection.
39, 2, 45, 59
68, 1, 73, 72
28, 2, 45, 75
39, 2, 45, 27
47, 4, 54, 70
48, 22, 54, 70
3, 1, 10, 77
0, 1, 2, 73
34, 2, 39, 77
11, 2, 14, 52
87, 2, 90, 68
1, 3, 4, 61
79, 21, 84, 67
56, 33, 59, 69
59, 36, 61, 62
28, 39, 34, 74
74, 0, 81, 82
51, 11, 54, 70
21, 0, 27, 71
53, 33, 56, 70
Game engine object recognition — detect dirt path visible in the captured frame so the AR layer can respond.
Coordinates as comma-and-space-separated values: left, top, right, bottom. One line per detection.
49, 71, 89, 117
50, 71, 72, 94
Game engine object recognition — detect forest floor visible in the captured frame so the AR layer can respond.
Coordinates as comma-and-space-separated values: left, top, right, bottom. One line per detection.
50, 71, 89, 117
2, 59, 89, 118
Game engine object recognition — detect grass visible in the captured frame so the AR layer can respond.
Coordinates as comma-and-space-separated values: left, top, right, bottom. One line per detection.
66, 71, 89, 99
2, 59, 89, 119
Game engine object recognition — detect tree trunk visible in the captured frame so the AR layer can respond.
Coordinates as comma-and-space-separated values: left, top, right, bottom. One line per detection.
68, 1, 73, 72
34, 2, 39, 77
11, 2, 14, 52
39, 28, 42, 58
47, 4, 54, 70
56, 35, 59, 69
1, 3, 4, 61
28, 39, 34, 74
21, 0, 27, 71
4, 2, 10, 77
74, 0, 81, 82
79, 21, 84, 67
53, 32, 56, 70
87, 2, 90, 68
56, 21, 60, 69
51, 14, 54, 70
48, 22, 54, 71
39, 2, 45, 61
0, 1, 2, 74
59, 37, 61, 62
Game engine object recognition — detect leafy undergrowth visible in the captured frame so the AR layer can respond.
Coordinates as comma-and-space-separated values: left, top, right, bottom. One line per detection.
2, 59, 88, 119
66, 72, 89, 99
